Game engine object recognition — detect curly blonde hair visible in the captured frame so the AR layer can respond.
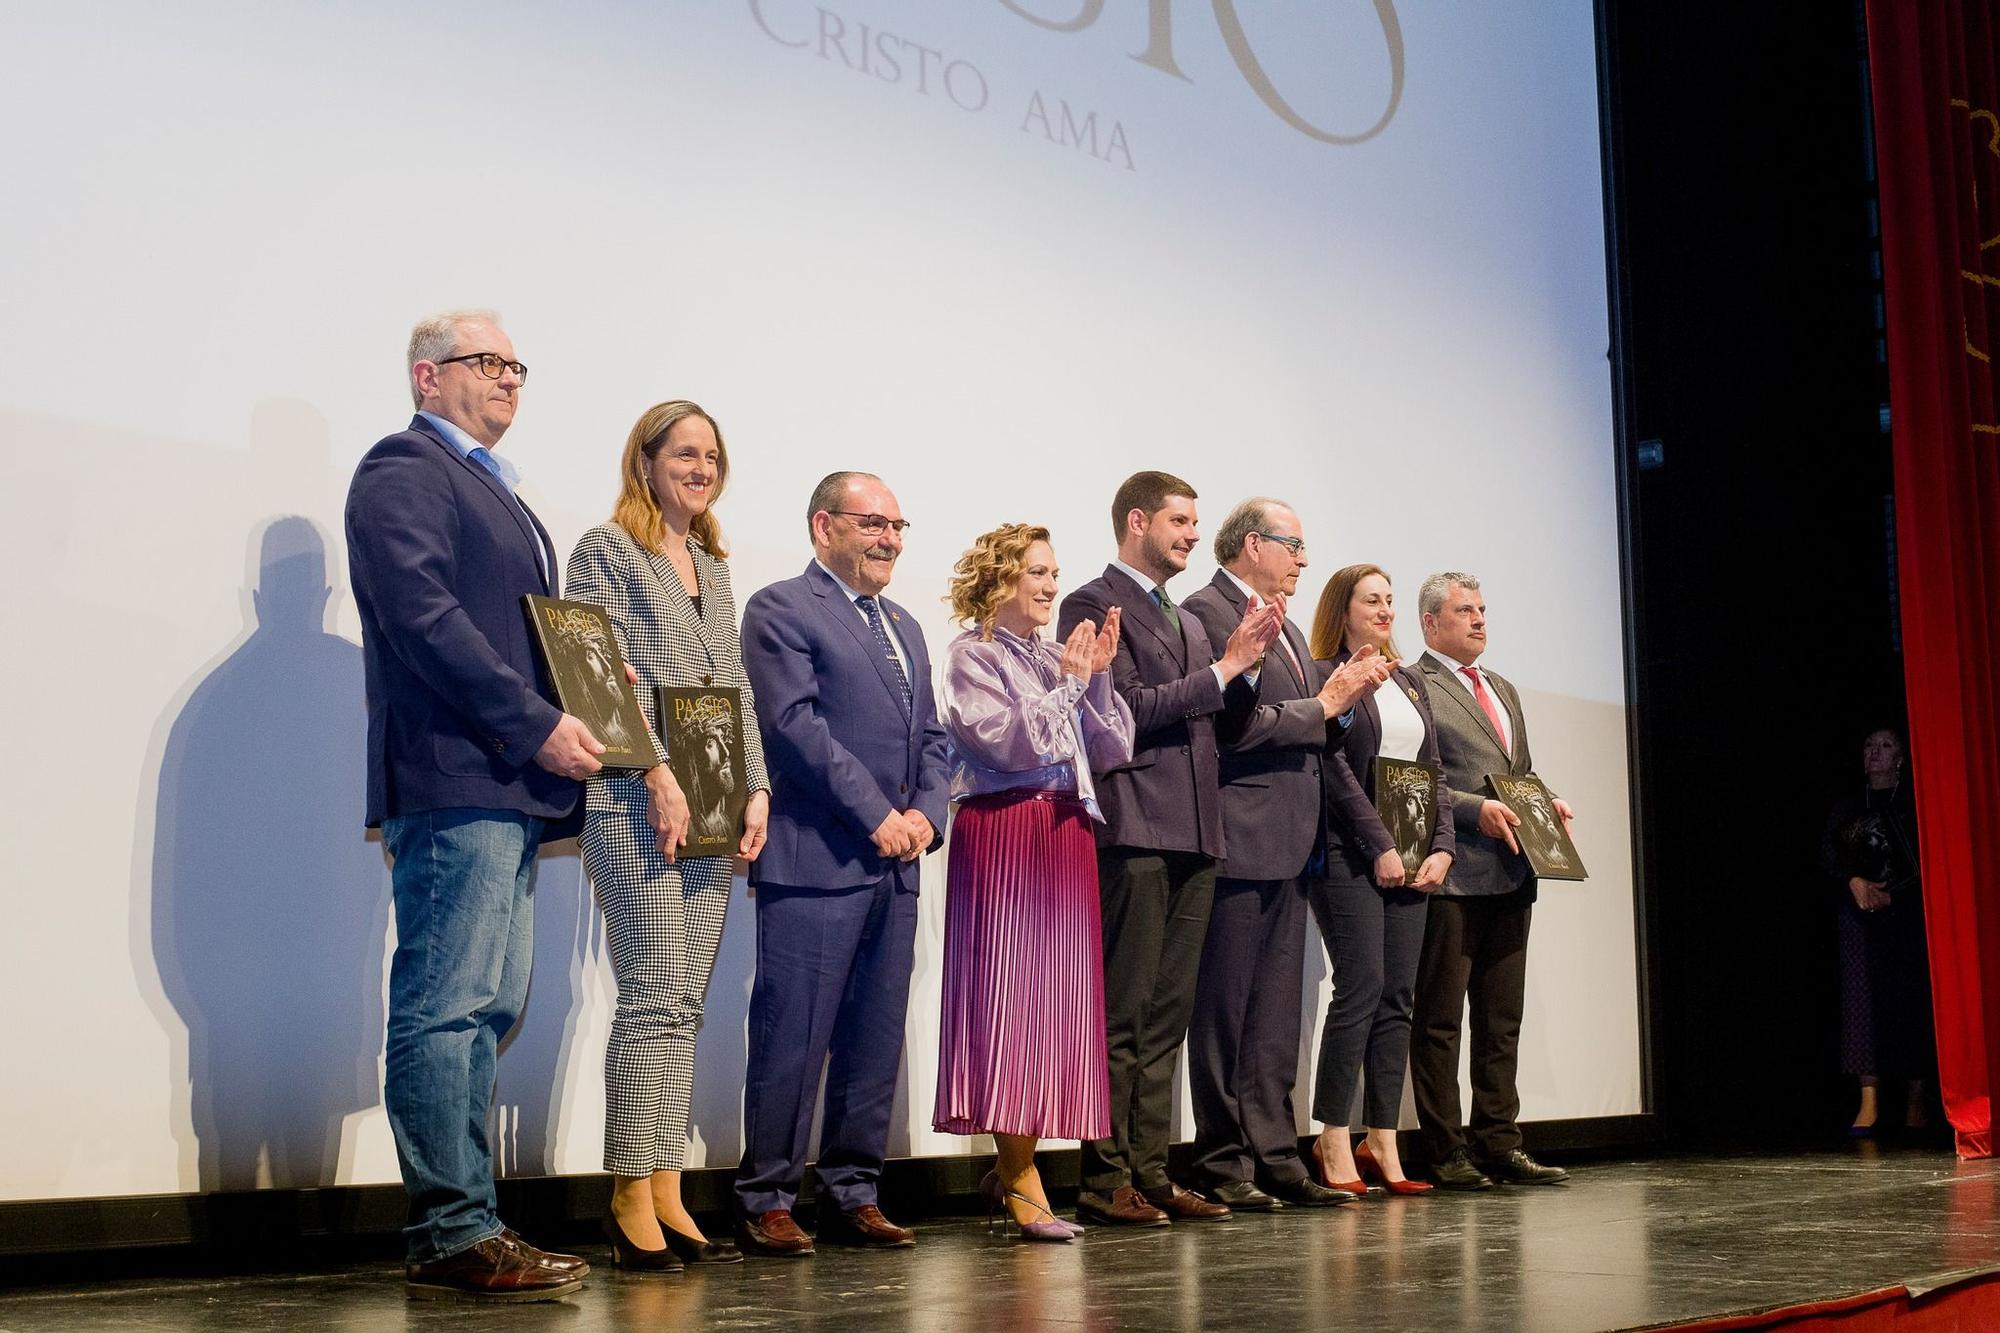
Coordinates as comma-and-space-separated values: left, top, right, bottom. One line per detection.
948, 523, 1052, 637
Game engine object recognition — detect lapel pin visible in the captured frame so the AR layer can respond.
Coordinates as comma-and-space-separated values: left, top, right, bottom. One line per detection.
1406, 686, 1420, 702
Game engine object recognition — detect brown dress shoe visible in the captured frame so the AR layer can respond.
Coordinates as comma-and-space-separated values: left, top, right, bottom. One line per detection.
1143, 1183, 1232, 1221
1075, 1186, 1171, 1227
500, 1228, 591, 1276
736, 1209, 816, 1257
405, 1233, 584, 1301
817, 1203, 917, 1248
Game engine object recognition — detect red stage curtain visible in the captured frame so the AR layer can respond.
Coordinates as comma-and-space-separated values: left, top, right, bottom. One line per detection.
1865, 0, 2000, 1159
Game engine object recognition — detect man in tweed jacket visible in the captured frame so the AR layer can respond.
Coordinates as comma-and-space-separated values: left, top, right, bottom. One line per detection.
1409, 572, 1576, 1192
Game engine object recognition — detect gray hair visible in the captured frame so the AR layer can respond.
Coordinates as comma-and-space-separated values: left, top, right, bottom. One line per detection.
1418, 571, 1481, 617
1213, 497, 1285, 564
406, 309, 502, 407
806, 470, 882, 537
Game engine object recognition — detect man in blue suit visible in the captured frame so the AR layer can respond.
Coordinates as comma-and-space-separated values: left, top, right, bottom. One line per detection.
346, 310, 604, 1301
734, 470, 949, 1257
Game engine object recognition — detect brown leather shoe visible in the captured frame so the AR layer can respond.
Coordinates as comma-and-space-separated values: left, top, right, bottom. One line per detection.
1143, 1183, 1232, 1221
1075, 1186, 1171, 1227
500, 1228, 591, 1276
817, 1203, 917, 1248
736, 1209, 815, 1258
405, 1234, 584, 1301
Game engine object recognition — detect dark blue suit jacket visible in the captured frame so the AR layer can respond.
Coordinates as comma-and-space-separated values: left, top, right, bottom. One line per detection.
345, 415, 578, 829
740, 562, 949, 892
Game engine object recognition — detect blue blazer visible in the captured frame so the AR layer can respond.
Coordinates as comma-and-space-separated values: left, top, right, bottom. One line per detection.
345, 415, 578, 829
740, 562, 949, 892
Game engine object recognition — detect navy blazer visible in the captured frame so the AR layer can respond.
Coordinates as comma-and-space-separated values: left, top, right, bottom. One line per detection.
740, 562, 949, 892
1058, 565, 1228, 859
1321, 654, 1456, 875
345, 415, 578, 829
1181, 571, 1331, 882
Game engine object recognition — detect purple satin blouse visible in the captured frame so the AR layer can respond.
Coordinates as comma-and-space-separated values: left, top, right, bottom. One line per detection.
941, 627, 1135, 821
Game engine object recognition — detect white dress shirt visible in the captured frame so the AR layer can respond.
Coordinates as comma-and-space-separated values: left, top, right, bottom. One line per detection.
815, 559, 912, 680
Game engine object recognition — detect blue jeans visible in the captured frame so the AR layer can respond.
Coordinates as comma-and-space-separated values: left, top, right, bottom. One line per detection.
383, 808, 543, 1263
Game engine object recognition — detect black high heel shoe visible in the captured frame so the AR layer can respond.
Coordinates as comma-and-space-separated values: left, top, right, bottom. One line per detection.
660, 1222, 745, 1265
601, 1213, 685, 1272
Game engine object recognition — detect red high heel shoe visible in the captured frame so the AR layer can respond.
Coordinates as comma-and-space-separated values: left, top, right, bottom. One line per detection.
1355, 1140, 1433, 1195
1309, 1139, 1371, 1196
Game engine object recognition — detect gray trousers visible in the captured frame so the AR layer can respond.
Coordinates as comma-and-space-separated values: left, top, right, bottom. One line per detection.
583, 807, 734, 1177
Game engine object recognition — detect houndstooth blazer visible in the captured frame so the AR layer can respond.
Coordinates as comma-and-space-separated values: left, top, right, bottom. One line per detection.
563, 521, 770, 817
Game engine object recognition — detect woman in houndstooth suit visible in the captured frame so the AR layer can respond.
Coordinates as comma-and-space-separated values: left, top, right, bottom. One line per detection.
565, 400, 770, 1270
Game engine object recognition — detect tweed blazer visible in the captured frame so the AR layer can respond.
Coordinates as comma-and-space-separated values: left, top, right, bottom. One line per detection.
1414, 651, 1545, 899
563, 522, 769, 817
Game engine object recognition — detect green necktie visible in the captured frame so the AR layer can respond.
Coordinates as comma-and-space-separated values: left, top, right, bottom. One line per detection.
1152, 585, 1180, 633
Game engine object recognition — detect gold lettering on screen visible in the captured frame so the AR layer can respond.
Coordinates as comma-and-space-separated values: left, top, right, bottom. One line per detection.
760, 0, 1403, 150
1001, 0, 1404, 145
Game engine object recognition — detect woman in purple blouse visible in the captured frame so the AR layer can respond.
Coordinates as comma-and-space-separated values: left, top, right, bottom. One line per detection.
934, 522, 1133, 1242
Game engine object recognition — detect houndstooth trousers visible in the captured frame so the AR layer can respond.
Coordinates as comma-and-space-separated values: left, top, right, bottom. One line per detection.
582, 804, 735, 1176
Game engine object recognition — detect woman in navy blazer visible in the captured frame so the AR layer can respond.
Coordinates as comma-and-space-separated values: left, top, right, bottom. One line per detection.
1305, 563, 1455, 1195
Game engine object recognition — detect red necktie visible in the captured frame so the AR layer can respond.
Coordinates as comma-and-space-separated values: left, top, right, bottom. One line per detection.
1273, 627, 1305, 683
1461, 666, 1508, 746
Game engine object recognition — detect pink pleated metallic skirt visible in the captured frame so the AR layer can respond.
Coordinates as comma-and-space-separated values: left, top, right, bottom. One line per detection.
933, 790, 1110, 1140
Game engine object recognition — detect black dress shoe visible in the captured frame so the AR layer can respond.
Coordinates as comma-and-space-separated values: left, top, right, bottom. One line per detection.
1263, 1176, 1357, 1207
1430, 1147, 1496, 1191
660, 1223, 744, 1265
1142, 1183, 1231, 1220
1479, 1148, 1569, 1185
1203, 1180, 1280, 1212
599, 1214, 684, 1272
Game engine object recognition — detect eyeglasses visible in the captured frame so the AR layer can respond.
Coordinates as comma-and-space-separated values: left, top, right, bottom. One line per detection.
1253, 531, 1305, 556
435, 352, 528, 383
830, 510, 913, 536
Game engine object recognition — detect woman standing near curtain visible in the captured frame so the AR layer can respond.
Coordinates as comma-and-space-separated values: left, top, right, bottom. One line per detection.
1821, 726, 1934, 1137
567, 400, 770, 1270
934, 523, 1132, 1241
1305, 563, 1454, 1195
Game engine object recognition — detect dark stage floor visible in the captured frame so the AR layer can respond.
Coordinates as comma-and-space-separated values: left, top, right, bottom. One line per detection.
3, 1148, 1994, 1332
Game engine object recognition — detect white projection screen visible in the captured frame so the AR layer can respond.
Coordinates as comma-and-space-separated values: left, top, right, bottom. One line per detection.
0, 2, 1635, 1204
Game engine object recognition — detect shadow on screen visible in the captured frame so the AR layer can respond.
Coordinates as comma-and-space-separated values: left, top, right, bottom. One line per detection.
149, 515, 388, 1190
492, 844, 595, 1176
686, 876, 757, 1168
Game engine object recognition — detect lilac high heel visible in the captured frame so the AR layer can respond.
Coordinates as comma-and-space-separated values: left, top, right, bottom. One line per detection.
979, 1169, 1076, 1243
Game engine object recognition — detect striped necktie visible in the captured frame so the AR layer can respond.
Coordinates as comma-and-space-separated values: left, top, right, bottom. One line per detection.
856, 595, 913, 716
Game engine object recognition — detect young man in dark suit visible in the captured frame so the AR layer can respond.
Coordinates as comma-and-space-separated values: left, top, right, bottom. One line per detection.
733, 471, 950, 1257
1056, 471, 1283, 1226
346, 310, 601, 1300
1410, 572, 1576, 1190
1181, 499, 1383, 1210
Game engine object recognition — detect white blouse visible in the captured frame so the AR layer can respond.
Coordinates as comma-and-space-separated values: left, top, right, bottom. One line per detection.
1373, 673, 1426, 762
